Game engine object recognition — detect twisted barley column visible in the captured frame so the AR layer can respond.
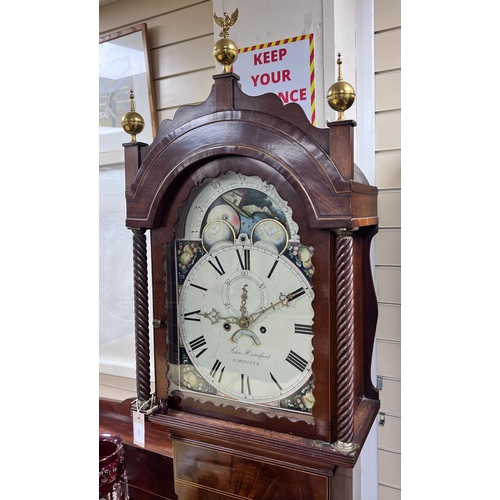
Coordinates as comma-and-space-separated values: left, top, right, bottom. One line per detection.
334, 229, 356, 449
131, 228, 151, 404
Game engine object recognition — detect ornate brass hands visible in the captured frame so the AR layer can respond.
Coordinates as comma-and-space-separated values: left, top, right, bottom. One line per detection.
245, 289, 301, 325
197, 286, 302, 345
198, 284, 251, 328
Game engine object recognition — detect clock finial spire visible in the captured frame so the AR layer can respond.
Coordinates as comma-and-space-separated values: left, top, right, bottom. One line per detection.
326, 53, 356, 121
121, 89, 145, 142
213, 8, 239, 73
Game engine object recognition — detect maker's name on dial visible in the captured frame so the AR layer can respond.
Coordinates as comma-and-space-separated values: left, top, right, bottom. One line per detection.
229, 346, 272, 364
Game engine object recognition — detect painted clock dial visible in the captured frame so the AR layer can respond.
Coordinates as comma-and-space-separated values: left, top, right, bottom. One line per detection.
170, 171, 317, 421
179, 244, 314, 402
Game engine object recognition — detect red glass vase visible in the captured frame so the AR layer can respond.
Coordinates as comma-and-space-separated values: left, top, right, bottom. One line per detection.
99, 433, 126, 499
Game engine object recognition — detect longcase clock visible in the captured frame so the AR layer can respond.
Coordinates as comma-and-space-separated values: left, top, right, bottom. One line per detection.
124, 73, 379, 500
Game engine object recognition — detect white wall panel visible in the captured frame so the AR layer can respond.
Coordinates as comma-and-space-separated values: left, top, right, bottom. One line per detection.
375, 267, 401, 304
378, 485, 401, 500
157, 107, 181, 123
99, 385, 136, 402
374, 1, 401, 498
376, 151, 401, 189
375, 112, 401, 150
375, 229, 401, 266
378, 414, 401, 453
376, 341, 401, 379
377, 304, 401, 342
374, 0, 401, 31
378, 378, 401, 415
375, 71, 401, 111
154, 68, 215, 110
99, 373, 136, 401
151, 35, 214, 79
374, 30, 401, 72
146, 2, 214, 47
378, 449, 401, 489
99, 0, 207, 34
377, 191, 401, 228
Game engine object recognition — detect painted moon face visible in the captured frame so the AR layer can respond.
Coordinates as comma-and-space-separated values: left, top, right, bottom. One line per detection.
202, 220, 236, 252
207, 204, 241, 234
251, 219, 288, 254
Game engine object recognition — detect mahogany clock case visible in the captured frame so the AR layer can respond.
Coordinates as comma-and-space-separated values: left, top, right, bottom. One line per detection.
123, 73, 379, 447
170, 168, 317, 426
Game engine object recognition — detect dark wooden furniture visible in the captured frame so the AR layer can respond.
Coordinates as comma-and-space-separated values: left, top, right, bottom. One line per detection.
101, 72, 379, 499
99, 398, 177, 500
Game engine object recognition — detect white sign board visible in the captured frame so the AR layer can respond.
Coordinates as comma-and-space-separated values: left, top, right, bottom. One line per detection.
232, 34, 316, 125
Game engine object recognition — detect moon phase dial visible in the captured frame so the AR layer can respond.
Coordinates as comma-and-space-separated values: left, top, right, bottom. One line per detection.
181, 172, 299, 243
201, 219, 236, 252
251, 218, 289, 254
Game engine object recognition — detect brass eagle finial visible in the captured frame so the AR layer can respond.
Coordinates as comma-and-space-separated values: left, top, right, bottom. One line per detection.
214, 8, 239, 38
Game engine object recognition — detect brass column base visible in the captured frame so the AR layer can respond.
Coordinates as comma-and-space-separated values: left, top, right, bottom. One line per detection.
331, 440, 360, 456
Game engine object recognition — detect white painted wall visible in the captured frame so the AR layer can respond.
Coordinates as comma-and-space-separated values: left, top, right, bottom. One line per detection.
373, 0, 401, 497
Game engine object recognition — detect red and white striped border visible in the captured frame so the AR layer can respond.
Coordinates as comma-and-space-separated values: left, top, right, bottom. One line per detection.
238, 34, 316, 125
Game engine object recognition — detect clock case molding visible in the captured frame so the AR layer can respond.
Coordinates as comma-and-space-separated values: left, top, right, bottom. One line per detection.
123, 73, 379, 486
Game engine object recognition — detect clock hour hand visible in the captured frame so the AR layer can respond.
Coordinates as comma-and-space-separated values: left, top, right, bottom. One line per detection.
239, 284, 249, 316
197, 285, 250, 325
198, 286, 304, 329
198, 308, 240, 325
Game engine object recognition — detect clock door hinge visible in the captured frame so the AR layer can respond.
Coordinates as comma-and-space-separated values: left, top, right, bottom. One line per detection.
378, 412, 386, 427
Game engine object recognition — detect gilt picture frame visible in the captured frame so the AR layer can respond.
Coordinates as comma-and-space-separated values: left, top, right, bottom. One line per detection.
99, 23, 158, 166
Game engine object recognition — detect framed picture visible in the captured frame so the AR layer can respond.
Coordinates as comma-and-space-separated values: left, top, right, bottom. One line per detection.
99, 23, 158, 166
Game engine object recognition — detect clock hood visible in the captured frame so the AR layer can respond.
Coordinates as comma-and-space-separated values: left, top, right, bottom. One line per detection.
124, 73, 377, 232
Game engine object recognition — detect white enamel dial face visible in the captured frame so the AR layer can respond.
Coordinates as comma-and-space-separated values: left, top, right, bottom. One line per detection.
182, 171, 299, 244
178, 243, 314, 403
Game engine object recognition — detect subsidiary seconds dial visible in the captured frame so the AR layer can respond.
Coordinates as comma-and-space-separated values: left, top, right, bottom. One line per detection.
178, 244, 315, 403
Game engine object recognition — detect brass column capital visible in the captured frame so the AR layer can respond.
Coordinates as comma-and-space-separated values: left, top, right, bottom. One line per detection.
333, 227, 358, 237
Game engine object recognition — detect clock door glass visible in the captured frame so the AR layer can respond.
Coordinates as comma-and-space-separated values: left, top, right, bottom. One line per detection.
169, 172, 316, 422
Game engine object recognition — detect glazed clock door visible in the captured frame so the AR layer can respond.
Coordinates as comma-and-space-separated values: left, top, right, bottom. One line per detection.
167, 171, 318, 423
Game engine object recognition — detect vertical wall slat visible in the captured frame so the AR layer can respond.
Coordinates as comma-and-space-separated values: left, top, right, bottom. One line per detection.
374, 0, 401, 497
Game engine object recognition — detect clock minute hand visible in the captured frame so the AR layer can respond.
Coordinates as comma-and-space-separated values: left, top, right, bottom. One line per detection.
199, 287, 305, 327
246, 289, 300, 325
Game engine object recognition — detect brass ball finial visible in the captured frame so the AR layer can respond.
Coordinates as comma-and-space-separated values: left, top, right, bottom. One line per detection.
121, 90, 145, 142
327, 53, 356, 121
213, 8, 239, 73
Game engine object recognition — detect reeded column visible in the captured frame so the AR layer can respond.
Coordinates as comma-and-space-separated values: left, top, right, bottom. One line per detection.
130, 227, 151, 406
332, 228, 359, 456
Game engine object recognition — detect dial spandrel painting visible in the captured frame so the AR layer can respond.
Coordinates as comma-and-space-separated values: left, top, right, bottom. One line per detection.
168, 172, 316, 422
